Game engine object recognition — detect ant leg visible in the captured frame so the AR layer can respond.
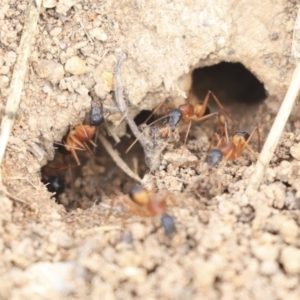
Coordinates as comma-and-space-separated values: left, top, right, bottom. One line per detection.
68, 135, 87, 151
208, 132, 221, 151
194, 90, 212, 117
209, 91, 231, 120
221, 148, 234, 167
183, 120, 192, 145
242, 127, 261, 155
113, 112, 128, 132
224, 121, 229, 143
82, 142, 94, 156
255, 127, 261, 152
70, 102, 89, 139
144, 97, 175, 125
70, 147, 81, 165
88, 139, 97, 148
217, 114, 227, 137
191, 111, 220, 123
54, 141, 85, 152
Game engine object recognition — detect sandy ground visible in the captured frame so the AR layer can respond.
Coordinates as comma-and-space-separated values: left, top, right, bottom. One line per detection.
1, 1, 300, 300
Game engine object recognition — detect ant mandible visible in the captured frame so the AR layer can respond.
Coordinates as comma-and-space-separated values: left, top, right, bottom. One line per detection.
206, 121, 261, 168
129, 185, 176, 238
58, 101, 104, 165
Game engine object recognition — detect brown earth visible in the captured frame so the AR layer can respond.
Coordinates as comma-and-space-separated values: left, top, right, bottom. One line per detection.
1, 1, 300, 299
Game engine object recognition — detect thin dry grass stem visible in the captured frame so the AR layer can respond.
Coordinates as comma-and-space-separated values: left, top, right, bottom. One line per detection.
0, 0, 42, 182
0, 184, 32, 206
246, 8, 300, 196
7, 176, 41, 190
114, 51, 149, 151
98, 133, 142, 182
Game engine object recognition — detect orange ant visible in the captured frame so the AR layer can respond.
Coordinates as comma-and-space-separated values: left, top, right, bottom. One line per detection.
128, 186, 176, 238
126, 91, 230, 153
56, 101, 104, 165
206, 122, 261, 168
165, 90, 230, 144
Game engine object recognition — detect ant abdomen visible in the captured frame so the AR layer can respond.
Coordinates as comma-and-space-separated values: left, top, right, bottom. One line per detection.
90, 101, 104, 126
43, 176, 64, 196
129, 185, 149, 205
206, 149, 223, 167
128, 185, 176, 238
161, 214, 176, 238
164, 108, 182, 130
90, 106, 104, 126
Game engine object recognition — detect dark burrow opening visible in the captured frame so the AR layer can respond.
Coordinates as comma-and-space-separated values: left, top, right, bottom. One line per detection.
191, 62, 267, 107
41, 61, 268, 211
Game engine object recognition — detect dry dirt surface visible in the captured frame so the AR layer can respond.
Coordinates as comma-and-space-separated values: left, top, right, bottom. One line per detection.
1, 0, 300, 299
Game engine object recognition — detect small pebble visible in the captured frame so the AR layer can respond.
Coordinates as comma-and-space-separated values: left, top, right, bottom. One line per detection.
280, 219, 299, 244
43, 0, 57, 8
290, 144, 300, 160
272, 183, 286, 209
34, 60, 65, 84
260, 260, 279, 276
252, 245, 278, 261
51, 231, 73, 249
281, 246, 300, 274
89, 28, 108, 41
49, 27, 62, 37
276, 160, 292, 182
130, 222, 147, 240
65, 56, 87, 76
56, 0, 75, 15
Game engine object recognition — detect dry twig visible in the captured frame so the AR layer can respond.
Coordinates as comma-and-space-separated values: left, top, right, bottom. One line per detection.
98, 133, 141, 182
246, 8, 300, 195
114, 51, 150, 151
0, 0, 42, 182
0, 184, 31, 206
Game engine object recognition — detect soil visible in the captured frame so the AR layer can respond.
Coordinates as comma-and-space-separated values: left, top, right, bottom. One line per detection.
1, 1, 300, 300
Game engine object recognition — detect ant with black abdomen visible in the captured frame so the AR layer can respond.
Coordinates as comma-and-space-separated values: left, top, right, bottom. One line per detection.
126, 90, 230, 153
127, 185, 176, 238
206, 121, 261, 168
42, 101, 105, 197
55, 101, 105, 165
165, 90, 231, 144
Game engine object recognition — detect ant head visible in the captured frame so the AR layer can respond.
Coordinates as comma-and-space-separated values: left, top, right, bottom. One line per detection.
165, 108, 182, 130
90, 106, 104, 126
129, 186, 149, 205
206, 149, 223, 167
232, 131, 249, 146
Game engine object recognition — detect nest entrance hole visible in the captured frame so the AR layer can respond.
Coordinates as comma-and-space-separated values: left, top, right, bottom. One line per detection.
41, 131, 147, 212
190, 62, 267, 123
41, 62, 267, 211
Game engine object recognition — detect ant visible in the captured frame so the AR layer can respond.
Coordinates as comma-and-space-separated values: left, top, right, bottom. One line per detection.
126, 90, 230, 153
166, 90, 230, 144
129, 185, 176, 238
58, 101, 104, 165
206, 121, 261, 168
